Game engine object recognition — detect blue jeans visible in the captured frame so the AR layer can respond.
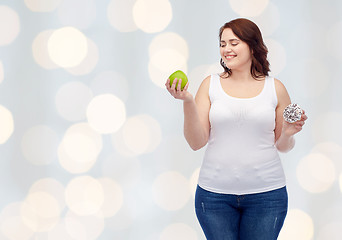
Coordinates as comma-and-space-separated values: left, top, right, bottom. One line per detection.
195, 185, 288, 240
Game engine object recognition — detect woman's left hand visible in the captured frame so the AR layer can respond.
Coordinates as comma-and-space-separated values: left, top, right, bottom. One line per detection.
282, 110, 308, 137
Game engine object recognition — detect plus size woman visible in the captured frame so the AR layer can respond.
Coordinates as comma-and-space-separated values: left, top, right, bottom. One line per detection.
165, 18, 307, 240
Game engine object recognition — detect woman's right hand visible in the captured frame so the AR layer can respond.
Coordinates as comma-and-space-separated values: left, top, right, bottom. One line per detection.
165, 78, 193, 102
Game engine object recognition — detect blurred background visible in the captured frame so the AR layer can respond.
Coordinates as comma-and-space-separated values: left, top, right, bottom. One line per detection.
0, 0, 341, 239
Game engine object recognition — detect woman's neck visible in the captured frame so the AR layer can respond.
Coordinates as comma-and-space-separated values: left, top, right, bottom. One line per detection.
222, 69, 265, 82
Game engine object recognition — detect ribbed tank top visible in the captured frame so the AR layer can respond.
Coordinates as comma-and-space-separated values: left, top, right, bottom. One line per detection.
198, 73, 286, 195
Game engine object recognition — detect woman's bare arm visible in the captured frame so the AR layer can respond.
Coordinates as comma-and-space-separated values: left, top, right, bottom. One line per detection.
274, 79, 308, 152
166, 76, 211, 150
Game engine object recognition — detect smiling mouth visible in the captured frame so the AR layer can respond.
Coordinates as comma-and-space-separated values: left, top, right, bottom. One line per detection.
225, 55, 236, 60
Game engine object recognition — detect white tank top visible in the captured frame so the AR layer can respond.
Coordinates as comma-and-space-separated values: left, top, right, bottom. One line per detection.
198, 73, 286, 195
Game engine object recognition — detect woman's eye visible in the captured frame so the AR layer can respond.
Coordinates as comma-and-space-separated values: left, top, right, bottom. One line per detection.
231, 43, 238, 46
220, 44, 226, 47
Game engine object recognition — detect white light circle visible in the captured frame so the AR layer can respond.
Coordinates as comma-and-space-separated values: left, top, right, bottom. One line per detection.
0, 105, 14, 144
111, 115, 162, 157
152, 171, 191, 211
297, 153, 336, 193
0, 202, 34, 240
21, 125, 59, 165
55, 81, 93, 122
65, 176, 104, 216
57, 0, 96, 29
107, 0, 138, 32
64, 134, 99, 163
64, 123, 103, 152
0, 6, 20, 46
58, 143, 97, 174
278, 209, 314, 240
86, 94, 126, 134
58, 123, 102, 174
47, 27, 88, 68
32, 30, 59, 69
28, 178, 66, 211
149, 32, 189, 60
133, 0, 172, 33
229, 0, 269, 17
21, 192, 61, 232
63, 216, 86, 240
311, 142, 342, 173
46, 221, 74, 240
121, 114, 162, 155
24, 0, 62, 12
98, 178, 124, 218
65, 38, 99, 75
149, 49, 188, 88
265, 38, 287, 76
151, 49, 187, 73
62, 136, 97, 162
65, 211, 105, 240
160, 223, 198, 240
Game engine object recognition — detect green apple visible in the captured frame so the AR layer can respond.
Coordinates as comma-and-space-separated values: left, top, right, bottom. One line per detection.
169, 70, 188, 90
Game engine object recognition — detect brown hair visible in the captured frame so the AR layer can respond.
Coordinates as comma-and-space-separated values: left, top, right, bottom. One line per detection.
219, 18, 270, 79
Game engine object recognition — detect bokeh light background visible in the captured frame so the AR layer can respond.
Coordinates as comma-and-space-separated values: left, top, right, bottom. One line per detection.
0, 0, 342, 239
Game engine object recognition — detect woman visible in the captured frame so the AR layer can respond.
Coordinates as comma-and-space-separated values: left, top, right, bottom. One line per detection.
165, 18, 307, 240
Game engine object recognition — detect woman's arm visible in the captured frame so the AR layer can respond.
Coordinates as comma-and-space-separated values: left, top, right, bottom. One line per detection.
166, 76, 211, 150
274, 79, 308, 152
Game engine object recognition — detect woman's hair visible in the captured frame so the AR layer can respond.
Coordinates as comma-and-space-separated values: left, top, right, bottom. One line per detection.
219, 18, 270, 79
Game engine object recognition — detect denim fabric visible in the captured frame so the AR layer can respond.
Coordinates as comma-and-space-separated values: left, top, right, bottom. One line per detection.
195, 185, 288, 240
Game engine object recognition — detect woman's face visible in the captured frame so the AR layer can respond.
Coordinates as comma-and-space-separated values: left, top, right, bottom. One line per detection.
220, 28, 252, 72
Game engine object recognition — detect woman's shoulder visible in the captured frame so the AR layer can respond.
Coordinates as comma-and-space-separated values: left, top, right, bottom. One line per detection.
196, 74, 216, 97
197, 75, 211, 93
200, 74, 214, 86
273, 78, 287, 92
273, 78, 290, 104
199, 72, 224, 89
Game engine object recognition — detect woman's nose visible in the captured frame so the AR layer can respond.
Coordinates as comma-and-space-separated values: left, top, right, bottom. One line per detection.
224, 46, 232, 52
